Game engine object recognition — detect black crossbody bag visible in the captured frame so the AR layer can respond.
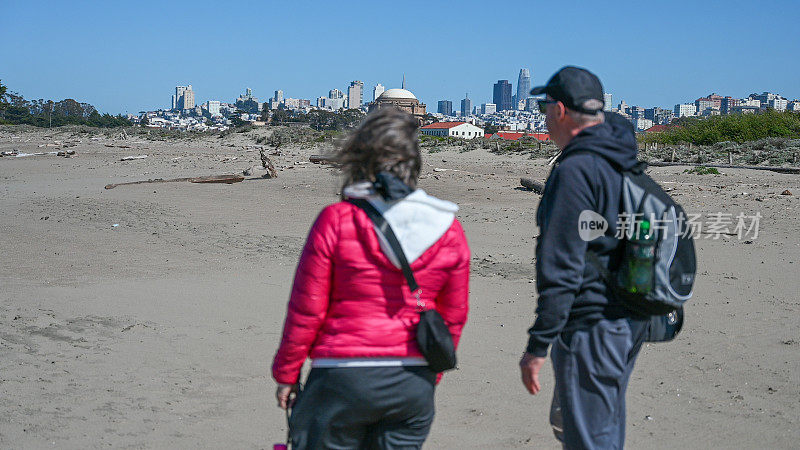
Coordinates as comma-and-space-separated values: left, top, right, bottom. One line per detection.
348, 198, 457, 373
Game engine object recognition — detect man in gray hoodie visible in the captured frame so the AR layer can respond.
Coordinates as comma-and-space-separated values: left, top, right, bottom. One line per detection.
519, 66, 649, 449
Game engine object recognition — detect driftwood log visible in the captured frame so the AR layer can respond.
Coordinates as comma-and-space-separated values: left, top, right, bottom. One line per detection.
104, 174, 244, 190
646, 161, 800, 175
258, 149, 278, 178
520, 178, 546, 194
309, 154, 337, 165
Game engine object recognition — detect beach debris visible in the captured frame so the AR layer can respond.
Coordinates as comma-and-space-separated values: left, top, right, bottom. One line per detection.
104, 174, 244, 189
781, 189, 792, 196
433, 167, 460, 172
520, 178, 546, 194
190, 174, 245, 184
0, 150, 19, 157
6, 151, 64, 158
259, 149, 278, 178
309, 154, 336, 165
120, 155, 148, 161
112, 223, 119, 227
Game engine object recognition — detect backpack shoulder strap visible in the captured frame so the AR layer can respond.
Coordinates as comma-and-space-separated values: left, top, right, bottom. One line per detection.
559, 148, 646, 174
346, 198, 420, 295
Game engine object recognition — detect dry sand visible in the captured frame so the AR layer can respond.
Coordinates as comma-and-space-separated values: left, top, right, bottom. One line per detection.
1, 126, 798, 449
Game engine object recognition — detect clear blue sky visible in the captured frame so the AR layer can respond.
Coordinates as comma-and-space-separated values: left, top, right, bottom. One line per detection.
2, 0, 798, 114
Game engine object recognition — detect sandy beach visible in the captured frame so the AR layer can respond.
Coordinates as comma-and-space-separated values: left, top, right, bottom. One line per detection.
1, 125, 798, 449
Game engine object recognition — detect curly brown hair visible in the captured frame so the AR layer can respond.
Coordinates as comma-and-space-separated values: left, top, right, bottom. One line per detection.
337, 108, 421, 196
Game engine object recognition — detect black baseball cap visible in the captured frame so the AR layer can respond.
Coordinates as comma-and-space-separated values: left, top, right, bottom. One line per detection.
530, 66, 604, 114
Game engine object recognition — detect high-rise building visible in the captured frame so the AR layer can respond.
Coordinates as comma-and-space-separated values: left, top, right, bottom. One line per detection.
373, 84, 385, 101
348, 81, 364, 109
182, 85, 194, 110
461, 94, 472, 117
172, 85, 194, 110
516, 69, 531, 108
274, 90, 284, 104
437, 100, 453, 115
481, 103, 497, 115
603, 93, 613, 112
493, 80, 513, 112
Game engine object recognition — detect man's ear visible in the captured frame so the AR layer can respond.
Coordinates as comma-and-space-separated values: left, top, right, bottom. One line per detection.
555, 102, 566, 122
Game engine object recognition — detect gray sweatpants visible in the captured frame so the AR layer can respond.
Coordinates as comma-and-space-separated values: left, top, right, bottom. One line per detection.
289, 366, 436, 450
550, 318, 649, 450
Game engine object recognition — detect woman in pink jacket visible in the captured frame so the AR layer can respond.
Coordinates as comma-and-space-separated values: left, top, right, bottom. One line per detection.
272, 108, 470, 449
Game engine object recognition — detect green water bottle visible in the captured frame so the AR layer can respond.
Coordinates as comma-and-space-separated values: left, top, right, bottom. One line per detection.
625, 218, 656, 294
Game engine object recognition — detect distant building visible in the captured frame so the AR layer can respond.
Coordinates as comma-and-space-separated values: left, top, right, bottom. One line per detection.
326, 89, 346, 110
740, 97, 761, 108
420, 121, 484, 139
268, 90, 285, 110
460, 94, 472, 118
437, 100, 453, 115
647, 107, 673, 125
237, 88, 259, 104
721, 97, 740, 115
788, 100, 800, 112
674, 103, 696, 118
629, 106, 645, 120
172, 85, 194, 111
493, 80, 513, 112
524, 97, 538, 112
373, 84, 385, 102
284, 98, 300, 109
481, 103, 496, 115
206, 100, 221, 116
348, 81, 364, 109
768, 97, 788, 111
632, 118, 654, 131
489, 131, 550, 141
516, 69, 531, 109
603, 93, 613, 112
695, 97, 715, 114
368, 88, 426, 124
749, 92, 782, 107
730, 105, 760, 114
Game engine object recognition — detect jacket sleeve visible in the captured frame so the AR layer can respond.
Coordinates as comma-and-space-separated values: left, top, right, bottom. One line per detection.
272, 206, 339, 384
434, 218, 470, 350
526, 159, 596, 357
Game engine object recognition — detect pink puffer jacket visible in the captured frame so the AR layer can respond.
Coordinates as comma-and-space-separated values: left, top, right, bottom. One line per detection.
272, 201, 470, 385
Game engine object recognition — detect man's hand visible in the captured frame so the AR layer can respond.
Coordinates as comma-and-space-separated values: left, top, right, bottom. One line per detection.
275, 383, 298, 410
519, 352, 547, 395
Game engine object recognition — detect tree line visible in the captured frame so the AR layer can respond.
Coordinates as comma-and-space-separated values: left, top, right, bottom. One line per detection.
0, 80, 131, 128
260, 106, 365, 131
640, 109, 800, 146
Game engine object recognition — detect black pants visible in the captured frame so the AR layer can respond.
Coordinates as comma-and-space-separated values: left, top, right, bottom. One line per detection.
289, 366, 436, 450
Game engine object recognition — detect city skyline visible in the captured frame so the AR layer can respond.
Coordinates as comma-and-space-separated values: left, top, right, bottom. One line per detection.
2, 1, 799, 114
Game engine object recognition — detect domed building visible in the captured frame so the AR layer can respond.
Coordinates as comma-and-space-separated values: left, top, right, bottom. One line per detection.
368, 88, 427, 124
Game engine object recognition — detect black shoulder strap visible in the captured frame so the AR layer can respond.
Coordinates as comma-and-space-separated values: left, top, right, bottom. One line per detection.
347, 198, 420, 294
560, 149, 647, 174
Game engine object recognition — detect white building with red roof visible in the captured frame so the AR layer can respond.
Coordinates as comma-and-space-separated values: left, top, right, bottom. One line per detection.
419, 121, 484, 139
